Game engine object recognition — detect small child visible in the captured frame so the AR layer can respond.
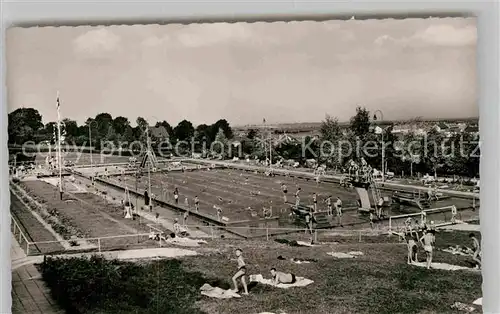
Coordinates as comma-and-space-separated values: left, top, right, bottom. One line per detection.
184, 196, 189, 208
369, 211, 374, 229
231, 249, 249, 295
312, 193, 318, 212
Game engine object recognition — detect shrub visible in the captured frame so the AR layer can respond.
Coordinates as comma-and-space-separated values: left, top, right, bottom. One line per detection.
39, 256, 211, 314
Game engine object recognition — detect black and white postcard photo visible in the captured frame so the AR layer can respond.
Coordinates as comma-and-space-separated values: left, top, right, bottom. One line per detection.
7, 17, 481, 313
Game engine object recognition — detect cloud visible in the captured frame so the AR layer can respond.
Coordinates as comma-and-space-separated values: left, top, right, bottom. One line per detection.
73, 28, 121, 56
176, 23, 254, 47
141, 35, 170, 47
141, 23, 263, 49
413, 24, 476, 47
374, 24, 476, 47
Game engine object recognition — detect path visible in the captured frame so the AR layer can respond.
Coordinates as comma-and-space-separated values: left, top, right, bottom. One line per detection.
11, 236, 63, 314
12, 246, 200, 271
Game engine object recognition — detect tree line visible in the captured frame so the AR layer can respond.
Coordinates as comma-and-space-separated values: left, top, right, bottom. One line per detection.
8, 106, 480, 178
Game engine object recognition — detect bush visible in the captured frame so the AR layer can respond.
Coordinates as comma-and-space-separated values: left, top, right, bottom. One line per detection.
39, 256, 211, 314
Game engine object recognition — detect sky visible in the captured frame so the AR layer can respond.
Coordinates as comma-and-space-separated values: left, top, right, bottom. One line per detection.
7, 17, 477, 127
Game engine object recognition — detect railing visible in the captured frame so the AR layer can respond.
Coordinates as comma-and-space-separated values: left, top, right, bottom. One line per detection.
388, 206, 456, 234
19, 223, 396, 257
11, 215, 32, 256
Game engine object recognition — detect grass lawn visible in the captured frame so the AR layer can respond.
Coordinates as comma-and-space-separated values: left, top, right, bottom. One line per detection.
39, 231, 482, 314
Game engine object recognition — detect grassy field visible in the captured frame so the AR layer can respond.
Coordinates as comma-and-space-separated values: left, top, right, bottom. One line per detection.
39, 230, 482, 314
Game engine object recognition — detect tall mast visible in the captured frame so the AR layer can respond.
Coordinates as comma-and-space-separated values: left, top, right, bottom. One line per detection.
56, 91, 63, 200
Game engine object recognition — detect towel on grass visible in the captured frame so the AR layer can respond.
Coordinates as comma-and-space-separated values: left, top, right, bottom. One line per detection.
411, 262, 477, 271
442, 248, 472, 256
296, 241, 317, 247
327, 251, 364, 259
249, 274, 313, 289
451, 302, 475, 312
472, 298, 482, 306
200, 283, 240, 299
165, 237, 207, 247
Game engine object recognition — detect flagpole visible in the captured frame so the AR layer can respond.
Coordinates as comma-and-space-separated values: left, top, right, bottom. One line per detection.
56, 91, 63, 200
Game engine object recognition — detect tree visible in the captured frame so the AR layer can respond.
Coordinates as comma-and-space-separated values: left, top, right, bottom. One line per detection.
8, 108, 44, 144
214, 128, 229, 158
194, 124, 210, 144
349, 106, 371, 139
173, 120, 194, 142
210, 119, 233, 140
319, 115, 342, 167
136, 117, 149, 142
61, 119, 79, 143
246, 129, 258, 140
113, 116, 130, 136
94, 113, 113, 137
422, 128, 446, 178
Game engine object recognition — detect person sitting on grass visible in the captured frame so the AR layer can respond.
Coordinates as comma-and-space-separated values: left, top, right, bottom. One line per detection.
469, 233, 481, 269
231, 249, 249, 295
173, 218, 182, 236
270, 268, 297, 285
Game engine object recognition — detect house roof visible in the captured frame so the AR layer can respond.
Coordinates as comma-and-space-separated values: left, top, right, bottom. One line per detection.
464, 125, 479, 133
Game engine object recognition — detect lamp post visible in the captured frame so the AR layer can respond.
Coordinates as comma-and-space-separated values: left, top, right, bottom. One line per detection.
88, 120, 98, 172
373, 110, 385, 182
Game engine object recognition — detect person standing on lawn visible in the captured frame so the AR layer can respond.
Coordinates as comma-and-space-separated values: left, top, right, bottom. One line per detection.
281, 183, 288, 203
419, 229, 435, 269
231, 249, 249, 295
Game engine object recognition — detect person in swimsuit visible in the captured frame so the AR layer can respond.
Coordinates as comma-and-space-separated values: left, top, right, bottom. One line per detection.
174, 188, 179, 204
335, 197, 343, 227
270, 268, 297, 285
451, 205, 458, 223
281, 183, 288, 203
294, 187, 301, 207
325, 196, 333, 216
182, 210, 189, 227
419, 230, 435, 269
194, 195, 199, 212
405, 230, 418, 264
173, 218, 182, 236
469, 233, 481, 269
231, 249, 249, 295
312, 193, 318, 212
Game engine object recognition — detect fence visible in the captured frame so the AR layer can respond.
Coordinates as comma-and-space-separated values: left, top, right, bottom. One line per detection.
11, 215, 32, 256
15, 222, 398, 257
388, 206, 457, 234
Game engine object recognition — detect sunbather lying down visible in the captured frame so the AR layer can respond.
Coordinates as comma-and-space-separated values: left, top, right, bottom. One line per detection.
149, 232, 206, 246
249, 271, 314, 289
277, 255, 317, 263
